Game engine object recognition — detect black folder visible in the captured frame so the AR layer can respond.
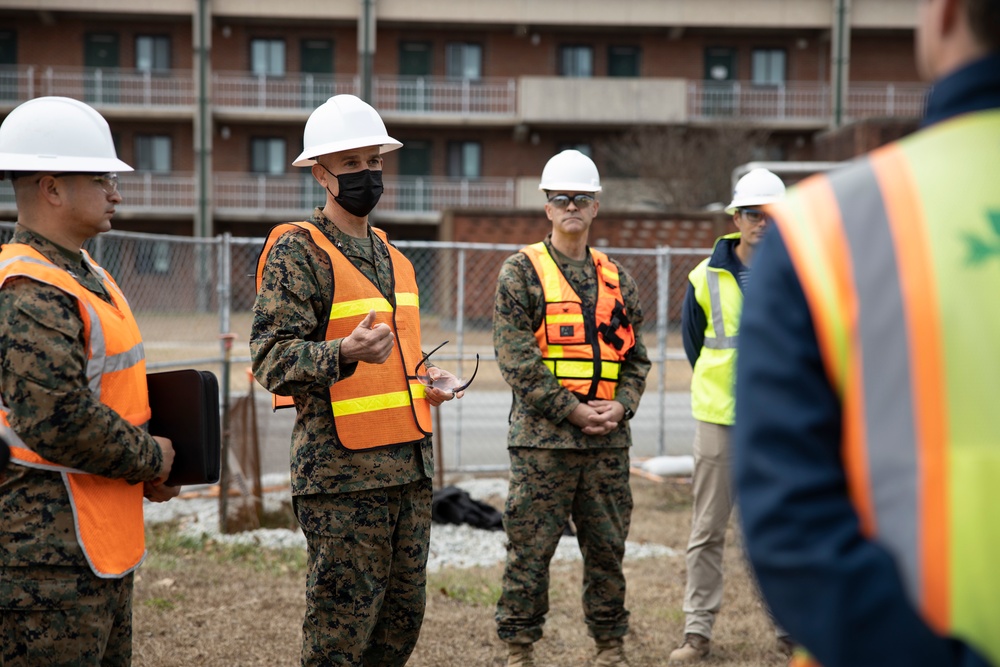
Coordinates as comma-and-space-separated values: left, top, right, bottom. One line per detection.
146, 369, 221, 487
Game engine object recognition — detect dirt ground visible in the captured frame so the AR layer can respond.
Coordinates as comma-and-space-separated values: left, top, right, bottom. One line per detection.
133, 477, 787, 667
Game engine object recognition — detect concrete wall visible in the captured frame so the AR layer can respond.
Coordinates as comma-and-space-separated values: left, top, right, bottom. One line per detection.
519, 77, 688, 125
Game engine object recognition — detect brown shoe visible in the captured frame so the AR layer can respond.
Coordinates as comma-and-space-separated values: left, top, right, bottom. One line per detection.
506, 642, 535, 667
668, 633, 710, 664
594, 637, 630, 666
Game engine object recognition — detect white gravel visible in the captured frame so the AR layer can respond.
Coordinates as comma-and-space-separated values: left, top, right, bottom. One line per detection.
144, 475, 679, 571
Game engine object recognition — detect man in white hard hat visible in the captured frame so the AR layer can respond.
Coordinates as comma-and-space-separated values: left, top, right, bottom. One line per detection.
492, 150, 650, 667
668, 168, 791, 663
251, 94, 462, 666
0, 96, 179, 666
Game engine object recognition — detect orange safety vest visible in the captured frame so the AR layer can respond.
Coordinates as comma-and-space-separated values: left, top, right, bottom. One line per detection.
770, 109, 1000, 664
255, 222, 432, 450
520, 242, 635, 401
0, 244, 149, 578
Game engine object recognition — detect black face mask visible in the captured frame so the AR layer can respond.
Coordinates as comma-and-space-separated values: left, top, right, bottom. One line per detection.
323, 168, 384, 218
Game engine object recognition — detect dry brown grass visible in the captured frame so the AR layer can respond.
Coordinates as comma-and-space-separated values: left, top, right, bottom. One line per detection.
133, 477, 785, 667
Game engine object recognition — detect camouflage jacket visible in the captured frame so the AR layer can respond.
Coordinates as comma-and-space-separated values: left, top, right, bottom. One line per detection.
493, 235, 650, 449
0, 226, 164, 569
251, 209, 433, 496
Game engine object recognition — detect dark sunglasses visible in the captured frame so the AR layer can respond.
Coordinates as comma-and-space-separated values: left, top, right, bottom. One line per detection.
547, 193, 596, 209
413, 341, 479, 395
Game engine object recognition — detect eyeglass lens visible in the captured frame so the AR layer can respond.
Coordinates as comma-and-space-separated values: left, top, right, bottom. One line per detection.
414, 340, 479, 395
741, 208, 768, 223
548, 194, 595, 209
52, 172, 119, 195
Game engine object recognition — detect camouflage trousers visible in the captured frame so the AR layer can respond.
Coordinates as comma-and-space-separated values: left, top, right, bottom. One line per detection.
496, 447, 633, 645
0, 565, 133, 667
294, 477, 432, 667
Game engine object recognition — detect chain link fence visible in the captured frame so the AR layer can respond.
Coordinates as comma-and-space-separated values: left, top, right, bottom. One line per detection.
0, 222, 710, 473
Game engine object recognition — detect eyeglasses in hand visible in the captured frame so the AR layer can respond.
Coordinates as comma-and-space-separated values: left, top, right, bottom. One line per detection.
414, 340, 479, 395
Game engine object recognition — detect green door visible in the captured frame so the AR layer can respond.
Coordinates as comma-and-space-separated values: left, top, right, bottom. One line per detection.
301, 39, 334, 108
0, 30, 16, 101
85, 33, 120, 104
608, 46, 641, 77
703, 47, 736, 116
397, 140, 432, 211
399, 41, 432, 112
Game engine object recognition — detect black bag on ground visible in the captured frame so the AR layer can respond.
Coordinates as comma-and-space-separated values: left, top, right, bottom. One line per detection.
431, 486, 503, 531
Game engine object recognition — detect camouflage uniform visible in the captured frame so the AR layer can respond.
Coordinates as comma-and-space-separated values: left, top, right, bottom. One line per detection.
251, 208, 433, 666
0, 227, 165, 667
493, 235, 650, 645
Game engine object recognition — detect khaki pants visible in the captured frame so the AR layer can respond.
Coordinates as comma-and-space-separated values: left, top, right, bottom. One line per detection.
681, 420, 733, 639
681, 422, 789, 641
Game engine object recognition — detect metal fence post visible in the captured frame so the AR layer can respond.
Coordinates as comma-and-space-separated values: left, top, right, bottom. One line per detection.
656, 246, 670, 455
452, 247, 467, 470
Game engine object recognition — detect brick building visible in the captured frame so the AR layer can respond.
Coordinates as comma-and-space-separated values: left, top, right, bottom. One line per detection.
0, 0, 924, 240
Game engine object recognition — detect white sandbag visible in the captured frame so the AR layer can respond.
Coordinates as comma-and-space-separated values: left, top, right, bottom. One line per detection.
641, 455, 694, 477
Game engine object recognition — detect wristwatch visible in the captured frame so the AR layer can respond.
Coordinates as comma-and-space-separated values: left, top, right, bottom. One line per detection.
623, 406, 635, 421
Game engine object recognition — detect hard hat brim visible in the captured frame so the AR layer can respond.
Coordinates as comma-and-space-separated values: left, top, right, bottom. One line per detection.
537, 181, 602, 193
0, 153, 133, 173
725, 194, 781, 215
293, 136, 403, 167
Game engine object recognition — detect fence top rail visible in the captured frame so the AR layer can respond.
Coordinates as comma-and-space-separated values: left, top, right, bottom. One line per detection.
234, 235, 706, 256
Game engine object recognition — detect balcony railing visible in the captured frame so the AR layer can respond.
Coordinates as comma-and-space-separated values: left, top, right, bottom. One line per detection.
1, 65, 926, 124
372, 76, 518, 116
211, 173, 516, 215
2, 172, 517, 217
0, 65, 195, 108
213, 71, 359, 111
687, 80, 928, 122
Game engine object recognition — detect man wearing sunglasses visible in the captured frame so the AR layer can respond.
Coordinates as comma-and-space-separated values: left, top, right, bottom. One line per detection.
668, 167, 787, 663
493, 150, 650, 667
0, 96, 180, 666
252, 95, 461, 667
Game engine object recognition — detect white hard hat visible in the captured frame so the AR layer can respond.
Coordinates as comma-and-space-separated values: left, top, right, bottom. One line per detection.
725, 168, 785, 214
0, 96, 132, 173
538, 149, 602, 193
293, 94, 402, 167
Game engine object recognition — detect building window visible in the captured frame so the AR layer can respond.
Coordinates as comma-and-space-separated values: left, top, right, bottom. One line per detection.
134, 135, 172, 172
136, 35, 170, 72
608, 46, 641, 77
0, 30, 16, 101
445, 42, 482, 79
558, 45, 593, 77
251, 39, 285, 76
447, 141, 481, 179
752, 49, 786, 85
251, 137, 286, 175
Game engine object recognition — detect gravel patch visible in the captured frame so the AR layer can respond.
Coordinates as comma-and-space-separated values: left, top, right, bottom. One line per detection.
145, 476, 679, 569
